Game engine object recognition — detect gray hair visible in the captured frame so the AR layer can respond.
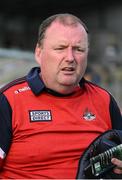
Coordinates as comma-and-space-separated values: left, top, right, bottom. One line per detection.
37, 13, 88, 46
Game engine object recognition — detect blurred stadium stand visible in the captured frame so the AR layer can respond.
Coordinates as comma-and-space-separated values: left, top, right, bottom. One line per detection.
0, 0, 122, 109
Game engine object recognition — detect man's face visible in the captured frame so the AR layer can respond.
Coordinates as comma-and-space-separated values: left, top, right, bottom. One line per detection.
35, 21, 88, 92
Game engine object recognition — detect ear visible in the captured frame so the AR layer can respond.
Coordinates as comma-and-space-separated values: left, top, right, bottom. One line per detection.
35, 44, 42, 65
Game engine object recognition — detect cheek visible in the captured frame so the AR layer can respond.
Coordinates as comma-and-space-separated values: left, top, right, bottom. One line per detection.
41, 54, 58, 75
78, 55, 87, 66
78, 56, 87, 73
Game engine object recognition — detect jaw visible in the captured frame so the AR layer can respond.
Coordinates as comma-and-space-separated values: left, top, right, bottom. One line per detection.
56, 72, 80, 88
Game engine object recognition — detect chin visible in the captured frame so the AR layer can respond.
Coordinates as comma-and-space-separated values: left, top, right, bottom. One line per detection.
58, 76, 79, 85
61, 81, 77, 86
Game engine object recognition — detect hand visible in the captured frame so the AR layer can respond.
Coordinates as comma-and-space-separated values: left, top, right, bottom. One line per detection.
112, 158, 122, 174
76, 130, 122, 179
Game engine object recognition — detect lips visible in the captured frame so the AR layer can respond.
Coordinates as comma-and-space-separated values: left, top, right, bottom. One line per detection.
61, 67, 75, 71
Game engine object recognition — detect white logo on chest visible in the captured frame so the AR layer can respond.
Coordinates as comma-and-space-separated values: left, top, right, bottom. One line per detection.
29, 110, 52, 122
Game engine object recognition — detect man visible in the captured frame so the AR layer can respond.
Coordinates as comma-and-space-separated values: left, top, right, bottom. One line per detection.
0, 13, 122, 178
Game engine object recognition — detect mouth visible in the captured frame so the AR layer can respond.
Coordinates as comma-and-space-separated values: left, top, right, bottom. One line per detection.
61, 67, 75, 72
61, 67, 75, 75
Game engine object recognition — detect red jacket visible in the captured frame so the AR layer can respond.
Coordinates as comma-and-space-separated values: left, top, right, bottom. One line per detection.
0, 67, 122, 178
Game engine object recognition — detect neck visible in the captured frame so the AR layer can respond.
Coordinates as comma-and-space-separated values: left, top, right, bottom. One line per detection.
46, 84, 78, 95
45, 87, 75, 97
40, 73, 78, 95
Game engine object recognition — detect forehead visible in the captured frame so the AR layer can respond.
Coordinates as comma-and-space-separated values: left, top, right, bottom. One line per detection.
44, 21, 88, 42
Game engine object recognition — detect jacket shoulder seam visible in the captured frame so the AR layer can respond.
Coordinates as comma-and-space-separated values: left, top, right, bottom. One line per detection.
0, 76, 26, 94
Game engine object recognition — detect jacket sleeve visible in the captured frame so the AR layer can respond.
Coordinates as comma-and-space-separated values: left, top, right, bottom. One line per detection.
109, 95, 122, 130
0, 93, 12, 167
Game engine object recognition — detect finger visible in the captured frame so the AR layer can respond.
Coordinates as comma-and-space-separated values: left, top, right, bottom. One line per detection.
113, 168, 122, 174
111, 158, 122, 169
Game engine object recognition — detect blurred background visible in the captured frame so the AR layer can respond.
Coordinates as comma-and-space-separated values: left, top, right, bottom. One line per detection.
0, 0, 122, 111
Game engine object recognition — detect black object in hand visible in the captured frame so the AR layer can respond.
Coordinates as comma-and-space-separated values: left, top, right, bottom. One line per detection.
89, 144, 122, 176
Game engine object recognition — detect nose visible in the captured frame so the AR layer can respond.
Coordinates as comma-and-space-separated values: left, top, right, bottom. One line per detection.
66, 48, 75, 62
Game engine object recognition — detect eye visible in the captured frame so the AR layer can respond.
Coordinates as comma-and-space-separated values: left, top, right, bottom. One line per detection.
55, 47, 65, 50
54, 46, 67, 52
74, 47, 86, 53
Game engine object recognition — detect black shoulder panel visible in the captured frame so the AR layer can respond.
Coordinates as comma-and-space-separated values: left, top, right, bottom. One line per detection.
109, 95, 122, 130
0, 76, 26, 154
0, 93, 12, 154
